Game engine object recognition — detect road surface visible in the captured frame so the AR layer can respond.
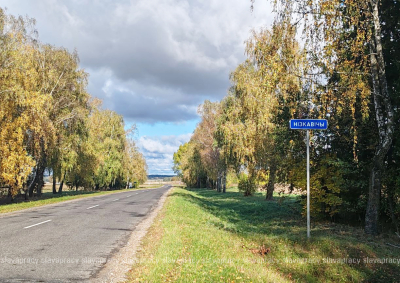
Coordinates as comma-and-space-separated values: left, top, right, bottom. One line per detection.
0, 185, 170, 282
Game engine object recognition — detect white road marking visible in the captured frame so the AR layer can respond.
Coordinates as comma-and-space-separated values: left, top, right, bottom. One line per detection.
24, 220, 52, 229
87, 205, 99, 210
113, 199, 119, 201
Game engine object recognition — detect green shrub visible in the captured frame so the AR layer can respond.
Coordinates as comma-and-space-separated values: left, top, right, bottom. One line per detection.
238, 173, 256, 196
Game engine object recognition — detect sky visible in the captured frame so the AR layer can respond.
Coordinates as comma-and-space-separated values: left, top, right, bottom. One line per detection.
2, 0, 273, 175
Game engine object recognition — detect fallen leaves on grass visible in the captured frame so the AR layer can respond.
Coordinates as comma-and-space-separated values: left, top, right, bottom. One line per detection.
243, 244, 271, 256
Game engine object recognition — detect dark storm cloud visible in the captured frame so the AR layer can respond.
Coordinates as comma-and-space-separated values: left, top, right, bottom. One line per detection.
2, 0, 272, 123
110, 88, 199, 123
86, 68, 202, 123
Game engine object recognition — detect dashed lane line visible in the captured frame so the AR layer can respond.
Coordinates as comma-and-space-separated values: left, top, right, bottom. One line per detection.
87, 205, 99, 210
24, 220, 52, 229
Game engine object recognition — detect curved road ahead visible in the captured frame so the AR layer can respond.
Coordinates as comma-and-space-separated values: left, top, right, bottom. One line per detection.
0, 185, 170, 282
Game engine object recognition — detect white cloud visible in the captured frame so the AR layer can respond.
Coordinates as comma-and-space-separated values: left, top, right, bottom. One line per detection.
137, 133, 192, 175
139, 137, 177, 154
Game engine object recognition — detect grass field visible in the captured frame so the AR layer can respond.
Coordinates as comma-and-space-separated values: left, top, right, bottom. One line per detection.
126, 187, 400, 283
0, 183, 162, 214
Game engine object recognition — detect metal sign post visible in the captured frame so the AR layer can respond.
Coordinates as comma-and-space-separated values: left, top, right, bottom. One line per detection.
306, 130, 310, 238
290, 119, 328, 238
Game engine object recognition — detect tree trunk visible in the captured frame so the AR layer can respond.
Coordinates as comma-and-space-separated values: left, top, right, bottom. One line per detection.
26, 169, 36, 199
52, 172, 57, 194
28, 139, 46, 197
266, 164, 277, 200
58, 172, 66, 194
222, 170, 227, 193
29, 159, 46, 197
365, 160, 382, 235
7, 189, 14, 202
28, 169, 36, 197
36, 163, 45, 197
365, 0, 394, 235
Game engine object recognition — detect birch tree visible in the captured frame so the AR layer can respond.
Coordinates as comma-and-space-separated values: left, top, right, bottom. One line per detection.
0, 9, 53, 198
252, 0, 394, 234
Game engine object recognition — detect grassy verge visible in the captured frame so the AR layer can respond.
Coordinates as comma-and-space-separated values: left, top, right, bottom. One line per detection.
126, 187, 400, 283
0, 186, 161, 214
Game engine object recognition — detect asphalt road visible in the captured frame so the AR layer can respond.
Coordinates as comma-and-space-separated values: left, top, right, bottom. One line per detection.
0, 185, 170, 282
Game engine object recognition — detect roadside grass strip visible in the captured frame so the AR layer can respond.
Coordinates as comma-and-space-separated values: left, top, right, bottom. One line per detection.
127, 187, 400, 283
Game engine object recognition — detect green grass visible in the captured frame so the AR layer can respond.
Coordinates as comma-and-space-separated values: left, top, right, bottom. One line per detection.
0, 186, 159, 214
127, 187, 400, 282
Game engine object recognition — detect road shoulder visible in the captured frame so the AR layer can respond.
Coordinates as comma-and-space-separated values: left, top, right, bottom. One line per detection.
90, 186, 171, 283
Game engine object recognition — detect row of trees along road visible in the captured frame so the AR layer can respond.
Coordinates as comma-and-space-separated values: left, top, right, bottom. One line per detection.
173, 0, 400, 235
0, 9, 147, 200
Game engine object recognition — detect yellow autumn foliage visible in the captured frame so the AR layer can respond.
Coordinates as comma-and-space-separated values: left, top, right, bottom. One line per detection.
0, 13, 53, 196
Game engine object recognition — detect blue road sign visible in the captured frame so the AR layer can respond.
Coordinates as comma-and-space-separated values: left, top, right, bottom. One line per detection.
290, 118, 328, 238
290, 119, 328, 130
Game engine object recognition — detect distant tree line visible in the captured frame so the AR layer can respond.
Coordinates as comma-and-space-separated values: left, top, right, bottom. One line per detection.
173, 0, 400, 235
0, 8, 147, 200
